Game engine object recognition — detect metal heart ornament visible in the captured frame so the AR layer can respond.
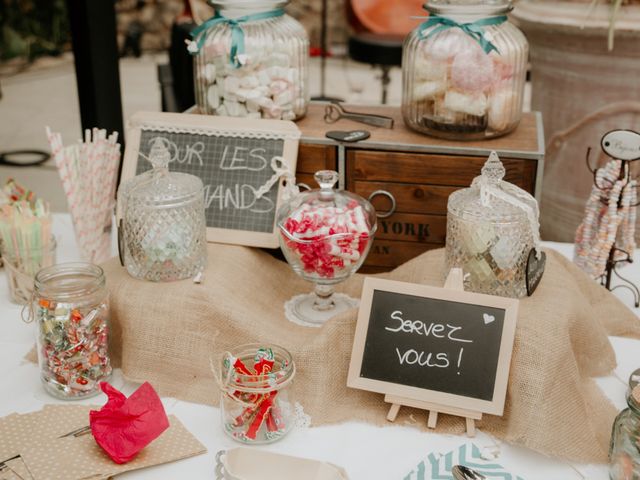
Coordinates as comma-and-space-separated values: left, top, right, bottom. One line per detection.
526, 248, 546, 296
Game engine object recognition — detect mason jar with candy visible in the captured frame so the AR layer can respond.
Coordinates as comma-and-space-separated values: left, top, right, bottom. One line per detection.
220, 344, 296, 444
401, 0, 528, 140
32, 262, 112, 399
189, 0, 309, 120
277, 170, 377, 325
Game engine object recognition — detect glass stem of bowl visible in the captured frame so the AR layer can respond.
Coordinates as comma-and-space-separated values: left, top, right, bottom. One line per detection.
313, 284, 335, 311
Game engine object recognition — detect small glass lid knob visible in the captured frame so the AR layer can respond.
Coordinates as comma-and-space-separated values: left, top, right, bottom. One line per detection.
480, 151, 506, 185
147, 138, 171, 172
314, 170, 339, 191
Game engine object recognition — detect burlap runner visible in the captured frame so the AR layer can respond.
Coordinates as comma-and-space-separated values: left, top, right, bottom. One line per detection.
100, 245, 640, 463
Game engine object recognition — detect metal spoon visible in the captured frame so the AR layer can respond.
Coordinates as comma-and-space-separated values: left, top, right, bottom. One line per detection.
452, 465, 487, 480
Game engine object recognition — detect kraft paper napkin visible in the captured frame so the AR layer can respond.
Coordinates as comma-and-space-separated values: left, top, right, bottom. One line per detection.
0, 406, 206, 480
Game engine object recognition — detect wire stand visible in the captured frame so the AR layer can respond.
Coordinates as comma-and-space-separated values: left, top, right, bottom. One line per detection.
586, 147, 640, 307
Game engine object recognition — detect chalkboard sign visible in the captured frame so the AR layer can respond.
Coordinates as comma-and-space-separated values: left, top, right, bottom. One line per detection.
348, 277, 518, 416
120, 111, 300, 248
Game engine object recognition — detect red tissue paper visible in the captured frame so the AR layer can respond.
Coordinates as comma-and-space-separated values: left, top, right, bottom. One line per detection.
90, 382, 170, 464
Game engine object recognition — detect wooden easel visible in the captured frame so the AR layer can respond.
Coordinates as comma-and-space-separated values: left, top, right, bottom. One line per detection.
383, 268, 482, 437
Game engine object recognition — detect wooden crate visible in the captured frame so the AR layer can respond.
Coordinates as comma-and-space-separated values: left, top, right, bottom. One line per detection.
295, 103, 544, 272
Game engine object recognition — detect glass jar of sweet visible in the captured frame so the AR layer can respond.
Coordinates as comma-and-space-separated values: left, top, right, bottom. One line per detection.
190, 0, 309, 120
277, 170, 377, 325
117, 138, 207, 282
33, 262, 111, 399
220, 344, 295, 444
610, 386, 640, 479
445, 151, 541, 298
401, 0, 528, 139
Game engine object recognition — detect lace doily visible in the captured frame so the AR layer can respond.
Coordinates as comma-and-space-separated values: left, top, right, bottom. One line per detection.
284, 293, 359, 328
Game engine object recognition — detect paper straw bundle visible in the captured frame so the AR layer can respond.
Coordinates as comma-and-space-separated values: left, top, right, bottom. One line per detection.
0, 198, 55, 303
46, 127, 121, 264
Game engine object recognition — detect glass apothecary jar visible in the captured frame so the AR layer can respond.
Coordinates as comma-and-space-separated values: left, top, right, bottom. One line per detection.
445, 152, 540, 298
610, 386, 640, 479
190, 0, 309, 120
277, 170, 377, 325
117, 139, 207, 282
220, 344, 296, 444
33, 262, 111, 399
402, 0, 528, 140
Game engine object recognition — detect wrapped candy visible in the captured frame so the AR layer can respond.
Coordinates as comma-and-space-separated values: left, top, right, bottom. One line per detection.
281, 202, 371, 279
401, 0, 529, 139
220, 345, 296, 444
33, 263, 112, 399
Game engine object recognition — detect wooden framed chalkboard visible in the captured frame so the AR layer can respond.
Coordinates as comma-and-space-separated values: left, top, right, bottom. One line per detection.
347, 274, 518, 419
120, 111, 300, 248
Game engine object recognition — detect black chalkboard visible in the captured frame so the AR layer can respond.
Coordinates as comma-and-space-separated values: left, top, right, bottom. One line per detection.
361, 290, 505, 401
348, 277, 518, 416
121, 112, 300, 248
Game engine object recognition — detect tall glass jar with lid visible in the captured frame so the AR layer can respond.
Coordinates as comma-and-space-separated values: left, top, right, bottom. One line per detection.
190, 0, 309, 120
402, 0, 528, 140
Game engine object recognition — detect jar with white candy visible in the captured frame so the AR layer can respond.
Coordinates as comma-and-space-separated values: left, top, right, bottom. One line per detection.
401, 0, 528, 140
190, 0, 309, 120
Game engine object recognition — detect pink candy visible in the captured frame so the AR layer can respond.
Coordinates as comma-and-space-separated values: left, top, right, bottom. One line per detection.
451, 48, 495, 93
282, 200, 370, 279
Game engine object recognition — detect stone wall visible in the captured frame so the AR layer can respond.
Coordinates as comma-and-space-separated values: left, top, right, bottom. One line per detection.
115, 0, 347, 53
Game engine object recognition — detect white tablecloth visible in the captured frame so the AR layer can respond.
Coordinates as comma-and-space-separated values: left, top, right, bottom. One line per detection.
1, 214, 637, 479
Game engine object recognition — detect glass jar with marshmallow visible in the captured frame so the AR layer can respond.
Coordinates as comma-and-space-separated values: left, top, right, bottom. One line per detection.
190, 0, 309, 121
401, 0, 528, 140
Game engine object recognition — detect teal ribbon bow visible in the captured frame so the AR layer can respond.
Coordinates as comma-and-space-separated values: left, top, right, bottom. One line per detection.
189, 9, 285, 67
419, 14, 507, 55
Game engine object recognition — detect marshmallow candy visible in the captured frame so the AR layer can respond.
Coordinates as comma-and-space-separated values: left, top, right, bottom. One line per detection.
451, 48, 495, 93
488, 89, 517, 131
413, 80, 447, 101
443, 90, 488, 117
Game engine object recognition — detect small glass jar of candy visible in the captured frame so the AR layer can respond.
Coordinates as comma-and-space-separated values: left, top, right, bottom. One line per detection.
277, 170, 377, 325
610, 385, 640, 479
445, 152, 541, 298
220, 344, 296, 444
118, 138, 208, 282
33, 262, 112, 399
190, 0, 309, 120
401, 0, 528, 139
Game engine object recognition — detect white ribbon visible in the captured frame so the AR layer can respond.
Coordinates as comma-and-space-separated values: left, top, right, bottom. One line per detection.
254, 156, 299, 202
475, 177, 542, 258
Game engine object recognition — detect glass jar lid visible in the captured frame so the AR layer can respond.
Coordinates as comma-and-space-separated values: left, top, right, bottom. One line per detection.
448, 152, 537, 222
276, 170, 377, 242
424, 0, 513, 16
122, 139, 203, 208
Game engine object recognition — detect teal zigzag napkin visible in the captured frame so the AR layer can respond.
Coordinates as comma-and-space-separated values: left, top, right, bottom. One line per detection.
403, 443, 525, 480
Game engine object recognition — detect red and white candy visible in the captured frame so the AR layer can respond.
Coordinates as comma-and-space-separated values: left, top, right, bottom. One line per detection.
282, 200, 371, 279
